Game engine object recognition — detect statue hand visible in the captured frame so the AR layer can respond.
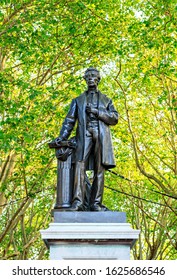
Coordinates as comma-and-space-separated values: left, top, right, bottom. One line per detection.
68, 140, 76, 148
55, 137, 63, 146
86, 104, 98, 116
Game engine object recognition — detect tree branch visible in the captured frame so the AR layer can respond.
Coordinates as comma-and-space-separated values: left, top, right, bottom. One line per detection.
114, 78, 177, 199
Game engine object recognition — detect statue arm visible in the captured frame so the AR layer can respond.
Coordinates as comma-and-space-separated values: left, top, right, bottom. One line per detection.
58, 99, 77, 140
98, 99, 118, 125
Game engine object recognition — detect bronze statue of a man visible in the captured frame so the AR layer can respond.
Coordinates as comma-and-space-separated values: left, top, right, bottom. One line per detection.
56, 67, 118, 211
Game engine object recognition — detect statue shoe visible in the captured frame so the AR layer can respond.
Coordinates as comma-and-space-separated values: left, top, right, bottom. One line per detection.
69, 202, 84, 211
90, 204, 108, 211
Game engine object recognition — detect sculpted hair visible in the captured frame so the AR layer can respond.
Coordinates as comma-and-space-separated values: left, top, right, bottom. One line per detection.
83, 67, 101, 82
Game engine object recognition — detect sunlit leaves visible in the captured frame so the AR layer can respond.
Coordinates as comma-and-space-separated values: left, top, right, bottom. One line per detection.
0, 0, 177, 260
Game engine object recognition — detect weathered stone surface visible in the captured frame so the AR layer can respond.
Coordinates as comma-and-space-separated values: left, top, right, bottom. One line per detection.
52, 211, 126, 223
40, 221, 140, 259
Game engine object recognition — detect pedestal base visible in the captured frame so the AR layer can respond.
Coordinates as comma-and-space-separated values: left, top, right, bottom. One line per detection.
40, 212, 140, 260
50, 243, 131, 260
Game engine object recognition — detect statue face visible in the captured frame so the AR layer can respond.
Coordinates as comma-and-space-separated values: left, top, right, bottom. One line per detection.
84, 70, 99, 87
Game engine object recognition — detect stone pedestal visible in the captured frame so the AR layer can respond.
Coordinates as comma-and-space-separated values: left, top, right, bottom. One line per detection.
40, 212, 140, 260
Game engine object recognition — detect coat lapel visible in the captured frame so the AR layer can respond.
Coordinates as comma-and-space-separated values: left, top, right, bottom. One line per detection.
77, 91, 87, 125
98, 91, 107, 108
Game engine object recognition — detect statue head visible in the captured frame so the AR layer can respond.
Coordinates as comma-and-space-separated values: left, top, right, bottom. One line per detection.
83, 67, 101, 88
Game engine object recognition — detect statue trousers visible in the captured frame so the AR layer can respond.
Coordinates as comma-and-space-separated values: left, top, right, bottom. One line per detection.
72, 122, 105, 207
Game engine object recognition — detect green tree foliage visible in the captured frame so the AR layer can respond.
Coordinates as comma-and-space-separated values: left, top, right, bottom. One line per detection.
0, 0, 177, 259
